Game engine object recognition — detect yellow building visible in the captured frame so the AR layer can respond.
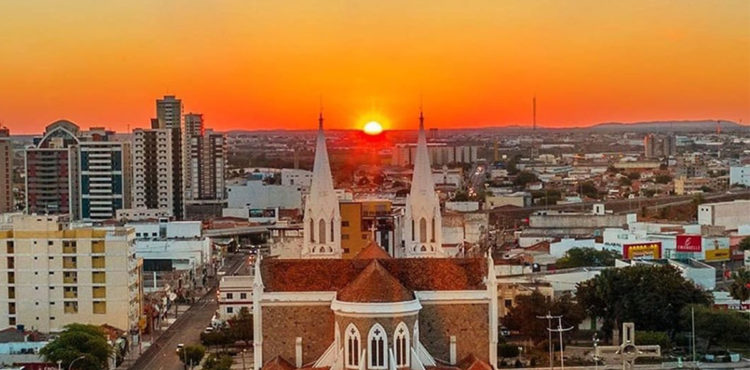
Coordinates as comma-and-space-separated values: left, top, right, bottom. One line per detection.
0, 215, 140, 333
340, 200, 393, 258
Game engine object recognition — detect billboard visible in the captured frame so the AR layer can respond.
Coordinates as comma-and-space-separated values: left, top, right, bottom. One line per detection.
703, 237, 731, 262
676, 235, 702, 252
623, 242, 662, 259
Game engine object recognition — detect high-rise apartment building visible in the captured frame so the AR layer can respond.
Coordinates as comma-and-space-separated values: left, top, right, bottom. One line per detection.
25, 120, 81, 219
185, 113, 225, 201
154, 96, 184, 219
78, 128, 132, 221
0, 127, 13, 213
644, 133, 676, 158
132, 128, 175, 216
0, 215, 140, 333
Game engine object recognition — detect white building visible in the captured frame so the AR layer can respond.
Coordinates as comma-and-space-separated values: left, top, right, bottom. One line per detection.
729, 165, 750, 187
217, 275, 253, 320
78, 140, 132, 221
0, 215, 140, 333
128, 220, 212, 276
698, 200, 750, 231
225, 181, 302, 211
281, 169, 313, 189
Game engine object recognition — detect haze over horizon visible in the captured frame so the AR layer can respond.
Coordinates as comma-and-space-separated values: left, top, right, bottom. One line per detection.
1, 0, 748, 134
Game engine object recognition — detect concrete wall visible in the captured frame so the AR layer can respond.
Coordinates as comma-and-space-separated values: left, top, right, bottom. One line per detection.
419, 303, 490, 364
262, 305, 335, 366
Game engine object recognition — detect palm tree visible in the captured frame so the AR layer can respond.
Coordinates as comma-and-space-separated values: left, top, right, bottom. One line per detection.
729, 269, 750, 308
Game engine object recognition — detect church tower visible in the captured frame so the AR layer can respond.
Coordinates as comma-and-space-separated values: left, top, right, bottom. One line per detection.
302, 112, 342, 258
402, 110, 443, 257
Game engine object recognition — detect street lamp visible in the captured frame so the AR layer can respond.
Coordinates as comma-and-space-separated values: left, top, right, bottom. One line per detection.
68, 355, 86, 370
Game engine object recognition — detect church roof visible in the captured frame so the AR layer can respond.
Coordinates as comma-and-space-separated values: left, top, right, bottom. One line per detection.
353, 241, 392, 259
261, 257, 487, 293
263, 356, 296, 370
308, 113, 335, 202
409, 111, 437, 198
337, 260, 413, 303
457, 354, 493, 370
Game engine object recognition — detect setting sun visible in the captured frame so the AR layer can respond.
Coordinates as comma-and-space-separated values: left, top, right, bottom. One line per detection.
363, 121, 383, 135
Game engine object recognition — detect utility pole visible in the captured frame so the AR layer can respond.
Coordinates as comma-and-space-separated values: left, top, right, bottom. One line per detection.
537, 311, 561, 369
549, 316, 574, 369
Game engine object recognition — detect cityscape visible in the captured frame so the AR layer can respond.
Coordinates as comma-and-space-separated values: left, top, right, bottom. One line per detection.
0, 2, 749, 370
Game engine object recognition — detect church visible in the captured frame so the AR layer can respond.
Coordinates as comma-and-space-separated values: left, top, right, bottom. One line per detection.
252, 112, 498, 370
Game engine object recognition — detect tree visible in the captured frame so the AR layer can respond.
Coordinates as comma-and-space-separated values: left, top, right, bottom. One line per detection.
555, 248, 621, 269
576, 265, 711, 339
501, 291, 584, 344
654, 174, 673, 184
680, 305, 749, 352
580, 181, 599, 199
619, 177, 632, 186
627, 172, 641, 180
498, 344, 520, 359
40, 324, 112, 370
729, 269, 750, 306
513, 171, 539, 188
203, 353, 234, 370
178, 344, 206, 368
200, 329, 232, 351
229, 307, 253, 346
738, 236, 750, 251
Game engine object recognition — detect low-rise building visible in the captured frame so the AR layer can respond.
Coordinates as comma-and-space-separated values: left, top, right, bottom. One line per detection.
217, 275, 253, 320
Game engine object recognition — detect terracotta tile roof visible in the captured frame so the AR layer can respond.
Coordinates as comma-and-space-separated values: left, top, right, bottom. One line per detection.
263, 356, 296, 370
457, 354, 493, 370
354, 241, 392, 259
338, 260, 413, 302
261, 257, 487, 292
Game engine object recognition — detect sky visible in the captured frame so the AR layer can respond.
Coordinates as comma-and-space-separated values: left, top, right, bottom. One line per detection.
0, 1, 748, 134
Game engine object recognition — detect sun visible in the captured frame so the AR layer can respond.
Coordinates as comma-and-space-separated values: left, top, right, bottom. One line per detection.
363, 121, 383, 135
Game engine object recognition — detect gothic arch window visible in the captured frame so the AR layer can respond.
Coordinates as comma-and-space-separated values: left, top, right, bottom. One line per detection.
345, 324, 360, 369
394, 322, 410, 367
420, 245, 427, 252
309, 218, 315, 243
419, 218, 427, 243
330, 219, 335, 242
319, 219, 327, 245
368, 324, 388, 369
431, 217, 436, 242
411, 219, 415, 241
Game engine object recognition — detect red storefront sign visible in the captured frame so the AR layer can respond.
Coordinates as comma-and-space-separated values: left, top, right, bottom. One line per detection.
676, 235, 702, 252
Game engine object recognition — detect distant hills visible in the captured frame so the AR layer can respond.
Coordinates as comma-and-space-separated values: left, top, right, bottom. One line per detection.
585, 120, 744, 133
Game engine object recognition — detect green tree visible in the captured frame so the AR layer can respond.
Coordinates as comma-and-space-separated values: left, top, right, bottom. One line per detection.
178, 344, 206, 368
203, 353, 235, 370
729, 269, 750, 306
576, 265, 711, 339
738, 236, 750, 251
229, 307, 253, 346
501, 291, 584, 344
40, 324, 112, 370
200, 329, 232, 351
635, 331, 672, 350
498, 344, 520, 359
680, 305, 749, 352
555, 248, 621, 269
513, 171, 539, 188
580, 181, 599, 199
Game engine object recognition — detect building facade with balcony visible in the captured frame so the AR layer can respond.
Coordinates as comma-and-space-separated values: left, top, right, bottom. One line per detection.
0, 215, 140, 333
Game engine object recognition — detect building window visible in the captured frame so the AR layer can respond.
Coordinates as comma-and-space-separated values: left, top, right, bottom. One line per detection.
369, 324, 387, 369
93, 302, 106, 314
309, 219, 315, 243
345, 324, 360, 369
394, 322, 410, 367
319, 219, 326, 245
431, 218, 436, 242
342, 221, 350, 227
240, 293, 247, 300
227, 307, 233, 314
226, 293, 233, 299
419, 218, 427, 243
411, 220, 415, 241
330, 219, 334, 242
504, 299, 513, 308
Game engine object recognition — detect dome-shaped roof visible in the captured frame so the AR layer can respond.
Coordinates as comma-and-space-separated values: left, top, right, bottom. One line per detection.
337, 260, 413, 303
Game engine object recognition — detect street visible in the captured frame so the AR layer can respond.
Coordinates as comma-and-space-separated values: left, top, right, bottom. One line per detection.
127, 253, 248, 370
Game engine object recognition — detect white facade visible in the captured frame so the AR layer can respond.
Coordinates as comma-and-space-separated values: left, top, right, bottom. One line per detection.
0, 215, 140, 332
698, 200, 750, 231
218, 275, 253, 319
281, 169, 313, 189
226, 181, 302, 210
729, 166, 750, 187
127, 220, 211, 272
79, 140, 131, 221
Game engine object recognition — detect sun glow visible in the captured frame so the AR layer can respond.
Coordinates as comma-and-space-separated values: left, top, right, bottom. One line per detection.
363, 121, 383, 135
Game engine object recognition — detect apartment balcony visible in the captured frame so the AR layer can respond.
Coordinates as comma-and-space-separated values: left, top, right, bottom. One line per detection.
92, 272, 106, 284
62, 258, 77, 269
63, 290, 78, 299
91, 257, 106, 269
92, 287, 106, 299
62, 245, 77, 254
63, 274, 77, 284
91, 241, 105, 254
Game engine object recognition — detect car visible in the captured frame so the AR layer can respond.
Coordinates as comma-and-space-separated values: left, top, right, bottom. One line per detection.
203, 326, 214, 333
500, 327, 511, 337
176, 343, 184, 354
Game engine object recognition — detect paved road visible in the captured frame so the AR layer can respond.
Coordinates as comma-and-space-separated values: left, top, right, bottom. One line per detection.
128, 254, 248, 370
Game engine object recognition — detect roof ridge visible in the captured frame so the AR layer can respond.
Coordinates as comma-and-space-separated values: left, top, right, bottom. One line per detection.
337, 260, 413, 303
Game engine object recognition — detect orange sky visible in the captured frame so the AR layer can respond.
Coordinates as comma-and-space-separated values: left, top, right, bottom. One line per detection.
0, 1, 749, 134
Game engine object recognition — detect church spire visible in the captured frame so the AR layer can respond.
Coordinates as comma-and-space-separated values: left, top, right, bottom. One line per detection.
303, 111, 341, 258
411, 109, 435, 196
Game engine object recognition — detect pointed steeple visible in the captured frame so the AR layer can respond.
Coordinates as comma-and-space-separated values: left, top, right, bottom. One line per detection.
410, 109, 436, 197
303, 111, 341, 259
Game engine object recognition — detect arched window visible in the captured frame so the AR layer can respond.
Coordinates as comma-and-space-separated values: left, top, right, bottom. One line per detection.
309, 218, 315, 243
394, 322, 410, 367
368, 324, 388, 369
319, 219, 326, 245
411, 219, 415, 241
419, 218, 427, 243
345, 324, 360, 369
431, 217, 435, 242
330, 219, 335, 242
